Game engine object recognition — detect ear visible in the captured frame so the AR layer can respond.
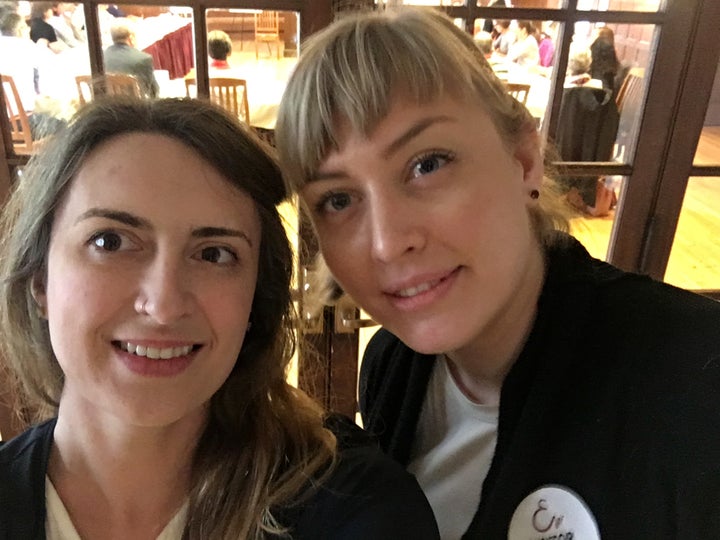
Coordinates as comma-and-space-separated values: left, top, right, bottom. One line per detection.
31, 274, 48, 319
513, 124, 544, 191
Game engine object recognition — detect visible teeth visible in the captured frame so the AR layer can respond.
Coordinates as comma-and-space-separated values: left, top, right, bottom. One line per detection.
397, 280, 439, 298
120, 342, 192, 359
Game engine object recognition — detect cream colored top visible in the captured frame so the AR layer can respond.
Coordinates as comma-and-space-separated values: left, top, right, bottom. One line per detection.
45, 477, 188, 539
408, 357, 499, 540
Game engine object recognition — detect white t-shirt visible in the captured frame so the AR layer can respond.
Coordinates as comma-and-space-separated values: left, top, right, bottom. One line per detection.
407, 357, 499, 540
45, 477, 187, 540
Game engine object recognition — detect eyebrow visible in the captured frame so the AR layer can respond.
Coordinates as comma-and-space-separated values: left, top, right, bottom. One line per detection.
312, 115, 454, 183
381, 115, 454, 159
192, 226, 253, 248
76, 208, 253, 247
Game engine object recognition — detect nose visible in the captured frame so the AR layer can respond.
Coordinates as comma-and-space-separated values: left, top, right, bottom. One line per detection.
135, 254, 193, 325
368, 193, 426, 263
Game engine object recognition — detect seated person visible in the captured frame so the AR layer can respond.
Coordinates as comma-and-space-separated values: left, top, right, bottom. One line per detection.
0, 97, 440, 539
0, 11, 65, 139
48, 1, 85, 48
0, 11, 37, 106
564, 46, 603, 88
538, 31, 555, 67
492, 19, 514, 55
208, 29, 232, 70
507, 20, 540, 67
103, 18, 159, 98
29, 1, 66, 53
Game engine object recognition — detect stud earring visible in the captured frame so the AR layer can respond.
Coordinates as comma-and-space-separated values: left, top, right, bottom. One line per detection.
530, 189, 540, 200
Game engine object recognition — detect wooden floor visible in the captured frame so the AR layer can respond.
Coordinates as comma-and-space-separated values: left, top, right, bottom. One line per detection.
570, 126, 720, 290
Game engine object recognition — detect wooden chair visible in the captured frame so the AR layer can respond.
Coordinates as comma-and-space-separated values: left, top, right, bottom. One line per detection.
614, 67, 645, 161
615, 67, 645, 112
254, 11, 282, 60
185, 77, 250, 124
75, 73, 141, 106
505, 82, 531, 106
104, 73, 142, 98
1, 73, 35, 155
75, 74, 93, 106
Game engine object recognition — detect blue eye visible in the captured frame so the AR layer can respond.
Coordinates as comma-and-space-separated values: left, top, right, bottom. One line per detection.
197, 246, 237, 264
90, 231, 124, 251
317, 191, 352, 214
410, 153, 452, 179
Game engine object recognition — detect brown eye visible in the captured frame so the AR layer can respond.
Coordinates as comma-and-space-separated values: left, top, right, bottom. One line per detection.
91, 231, 123, 251
198, 246, 237, 264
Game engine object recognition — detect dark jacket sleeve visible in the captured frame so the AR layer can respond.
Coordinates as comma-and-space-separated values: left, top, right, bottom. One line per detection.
359, 329, 435, 465
140, 54, 159, 98
286, 414, 440, 539
0, 420, 55, 539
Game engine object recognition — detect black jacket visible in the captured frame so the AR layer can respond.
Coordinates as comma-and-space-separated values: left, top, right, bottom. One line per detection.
555, 86, 620, 205
0, 416, 440, 539
360, 235, 720, 539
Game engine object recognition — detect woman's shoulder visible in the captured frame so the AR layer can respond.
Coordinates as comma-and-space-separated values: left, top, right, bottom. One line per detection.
283, 413, 439, 539
0, 419, 55, 536
0, 418, 55, 465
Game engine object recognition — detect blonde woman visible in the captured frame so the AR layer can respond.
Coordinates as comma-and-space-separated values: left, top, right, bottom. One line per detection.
276, 8, 720, 540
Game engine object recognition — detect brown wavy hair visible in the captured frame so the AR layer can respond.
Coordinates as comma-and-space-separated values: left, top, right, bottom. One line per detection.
0, 97, 335, 538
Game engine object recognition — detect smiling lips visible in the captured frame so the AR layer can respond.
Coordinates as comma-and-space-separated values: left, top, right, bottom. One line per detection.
390, 267, 459, 299
395, 278, 444, 298
117, 341, 195, 360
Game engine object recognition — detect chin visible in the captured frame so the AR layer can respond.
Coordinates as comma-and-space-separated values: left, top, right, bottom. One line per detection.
393, 325, 458, 356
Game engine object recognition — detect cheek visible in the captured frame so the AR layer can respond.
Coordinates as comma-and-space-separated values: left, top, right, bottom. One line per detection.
45, 261, 117, 324
201, 281, 255, 338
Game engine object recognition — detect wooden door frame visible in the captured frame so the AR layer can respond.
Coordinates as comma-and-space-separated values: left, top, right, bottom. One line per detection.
629, 0, 720, 281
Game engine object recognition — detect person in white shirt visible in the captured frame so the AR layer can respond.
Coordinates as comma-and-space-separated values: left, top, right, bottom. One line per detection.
507, 20, 540, 68
0, 11, 39, 111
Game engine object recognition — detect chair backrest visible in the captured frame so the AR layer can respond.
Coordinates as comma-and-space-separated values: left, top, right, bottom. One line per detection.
104, 73, 142, 98
1, 73, 34, 155
614, 67, 645, 161
75, 74, 93, 106
185, 77, 250, 124
254, 11, 281, 59
505, 82, 531, 106
254, 11, 279, 38
615, 67, 645, 114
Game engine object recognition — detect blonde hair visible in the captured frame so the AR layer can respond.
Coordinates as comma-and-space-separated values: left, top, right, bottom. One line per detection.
0, 97, 335, 539
276, 8, 567, 249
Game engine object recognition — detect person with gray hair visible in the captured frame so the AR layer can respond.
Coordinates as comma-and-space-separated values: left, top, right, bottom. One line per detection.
276, 8, 720, 539
0, 11, 43, 129
103, 18, 158, 97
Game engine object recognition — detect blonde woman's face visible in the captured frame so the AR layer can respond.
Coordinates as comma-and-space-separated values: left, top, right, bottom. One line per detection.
302, 95, 545, 358
35, 133, 260, 430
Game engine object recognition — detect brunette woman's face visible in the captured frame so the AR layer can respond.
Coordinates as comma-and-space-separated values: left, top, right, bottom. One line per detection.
34, 133, 260, 428
301, 95, 544, 357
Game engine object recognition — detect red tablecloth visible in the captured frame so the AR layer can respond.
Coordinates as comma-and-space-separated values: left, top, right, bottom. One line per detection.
144, 23, 194, 79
